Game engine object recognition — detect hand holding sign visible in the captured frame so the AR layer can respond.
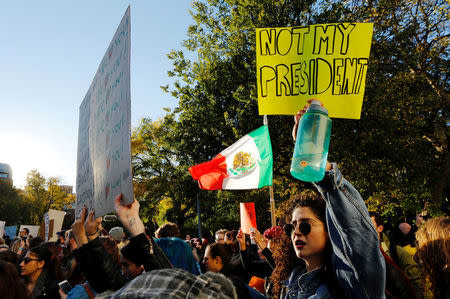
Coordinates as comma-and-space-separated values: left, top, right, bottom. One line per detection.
237, 229, 246, 251
85, 210, 102, 241
240, 202, 257, 234
250, 228, 267, 250
72, 206, 89, 247
114, 194, 145, 237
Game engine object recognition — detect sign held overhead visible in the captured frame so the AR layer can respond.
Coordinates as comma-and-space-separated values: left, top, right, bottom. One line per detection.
76, 6, 133, 217
256, 23, 373, 119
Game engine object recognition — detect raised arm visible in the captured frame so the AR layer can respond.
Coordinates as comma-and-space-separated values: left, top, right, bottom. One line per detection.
114, 194, 172, 270
292, 101, 385, 298
314, 163, 385, 299
71, 206, 126, 293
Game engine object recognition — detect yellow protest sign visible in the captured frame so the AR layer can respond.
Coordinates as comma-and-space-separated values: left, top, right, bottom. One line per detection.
256, 23, 373, 119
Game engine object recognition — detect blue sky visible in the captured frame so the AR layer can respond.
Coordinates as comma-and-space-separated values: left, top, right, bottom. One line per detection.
0, 1, 195, 189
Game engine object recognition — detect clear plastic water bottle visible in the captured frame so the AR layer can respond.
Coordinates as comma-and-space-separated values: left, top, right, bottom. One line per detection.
291, 100, 332, 182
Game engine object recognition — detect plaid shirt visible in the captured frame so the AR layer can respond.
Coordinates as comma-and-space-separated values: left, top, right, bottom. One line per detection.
96, 268, 237, 299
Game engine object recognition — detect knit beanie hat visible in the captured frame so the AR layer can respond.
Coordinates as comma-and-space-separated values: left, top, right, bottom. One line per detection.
109, 227, 124, 242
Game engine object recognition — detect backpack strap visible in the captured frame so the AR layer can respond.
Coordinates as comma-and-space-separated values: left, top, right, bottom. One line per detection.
82, 283, 95, 299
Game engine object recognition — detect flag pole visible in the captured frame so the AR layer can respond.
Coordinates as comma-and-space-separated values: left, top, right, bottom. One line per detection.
264, 115, 276, 227
196, 192, 203, 239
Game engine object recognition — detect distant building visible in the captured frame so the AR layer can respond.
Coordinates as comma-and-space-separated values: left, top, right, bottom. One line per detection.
60, 185, 73, 195
0, 163, 13, 185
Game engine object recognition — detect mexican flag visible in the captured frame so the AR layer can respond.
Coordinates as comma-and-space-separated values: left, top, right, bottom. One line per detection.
189, 125, 273, 190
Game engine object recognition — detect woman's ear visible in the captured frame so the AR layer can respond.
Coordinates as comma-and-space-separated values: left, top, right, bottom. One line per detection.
37, 260, 45, 270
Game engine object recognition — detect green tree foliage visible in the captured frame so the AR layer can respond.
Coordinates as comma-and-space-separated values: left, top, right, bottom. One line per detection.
134, 0, 448, 235
0, 181, 34, 225
132, 116, 199, 229
24, 170, 75, 224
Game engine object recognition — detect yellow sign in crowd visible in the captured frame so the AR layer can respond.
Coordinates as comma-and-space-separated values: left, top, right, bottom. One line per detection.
256, 23, 373, 119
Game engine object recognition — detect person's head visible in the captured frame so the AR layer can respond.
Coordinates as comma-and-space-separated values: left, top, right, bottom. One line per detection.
0, 239, 7, 252
263, 226, 284, 251
398, 222, 411, 236
10, 239, 22, 253
66, 230, 77, 251
224, 230, 237, 245
415, 216, 450, 298
285, 190, 329, 271
20, 245, 51, 279
29, 237, 44, 249
56, 230, 66, 244
120, 243, 144, 280
99, 236, 120, 268
203, 243, 232, 273
416, 211, 431, 227
0, 260, 27, 299
190, 238, 202, 251
19, 228, 29, 238
214, 229, 227, 244
109, 227, 125, 243
369, 212, 384, 239
3, 236, 11, 247
155, 222, 180, 238
185, 234, 191, 241
0, 250, 19, 265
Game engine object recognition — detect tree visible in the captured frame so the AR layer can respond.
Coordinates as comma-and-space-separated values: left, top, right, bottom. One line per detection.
132, 116, 199, 229
24, 170, 75, 224
0, 181, 34, 225
133, 0, 448, 235
168, 0, 448, 221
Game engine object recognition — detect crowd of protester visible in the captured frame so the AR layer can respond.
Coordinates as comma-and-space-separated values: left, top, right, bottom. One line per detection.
1, 198, 448, 299
0, 106, 449, 299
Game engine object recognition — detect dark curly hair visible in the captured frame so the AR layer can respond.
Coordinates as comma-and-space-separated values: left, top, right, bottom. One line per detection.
269, 230, 301, 298
273, 189, 346, 299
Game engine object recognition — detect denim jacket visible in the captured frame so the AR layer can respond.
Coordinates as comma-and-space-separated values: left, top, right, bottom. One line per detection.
282, 163, 386, 299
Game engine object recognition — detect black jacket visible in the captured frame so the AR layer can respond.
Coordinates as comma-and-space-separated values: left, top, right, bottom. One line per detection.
240, 247, 275, 279
72, 233, 172, 293
31, 269, 60, 299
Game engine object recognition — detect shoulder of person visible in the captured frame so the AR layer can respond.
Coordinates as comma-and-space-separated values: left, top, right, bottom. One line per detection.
67, 284, 91, 299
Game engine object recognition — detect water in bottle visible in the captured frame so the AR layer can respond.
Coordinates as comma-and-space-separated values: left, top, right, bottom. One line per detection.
291, 101, 332, 182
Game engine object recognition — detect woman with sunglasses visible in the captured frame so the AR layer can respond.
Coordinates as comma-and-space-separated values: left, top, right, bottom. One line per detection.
20, 244, 60, 298
279, 101, 386, 299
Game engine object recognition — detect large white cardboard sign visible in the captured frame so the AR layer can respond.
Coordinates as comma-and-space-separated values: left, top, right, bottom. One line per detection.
76, 7, 133, 216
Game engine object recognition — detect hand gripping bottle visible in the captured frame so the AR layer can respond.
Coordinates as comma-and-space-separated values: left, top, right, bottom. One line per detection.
291, 100, 332, 182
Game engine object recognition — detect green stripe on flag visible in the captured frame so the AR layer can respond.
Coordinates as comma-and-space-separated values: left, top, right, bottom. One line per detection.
248, 125, 273, 188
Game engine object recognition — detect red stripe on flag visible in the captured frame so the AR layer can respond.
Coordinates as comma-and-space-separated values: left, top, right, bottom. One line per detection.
188, 154, 228, 190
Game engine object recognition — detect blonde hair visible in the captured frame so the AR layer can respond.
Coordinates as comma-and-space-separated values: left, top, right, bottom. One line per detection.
10, 240, 21, 254
415, 216, 450, 298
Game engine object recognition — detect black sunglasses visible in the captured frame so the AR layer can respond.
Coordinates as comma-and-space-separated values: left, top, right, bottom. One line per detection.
284, 222, 312, 236
23, 257, 40, 264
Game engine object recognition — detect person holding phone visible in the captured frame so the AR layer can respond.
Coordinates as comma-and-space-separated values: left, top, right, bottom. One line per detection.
20, 244, 60, 298
58, 280, 72, 296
